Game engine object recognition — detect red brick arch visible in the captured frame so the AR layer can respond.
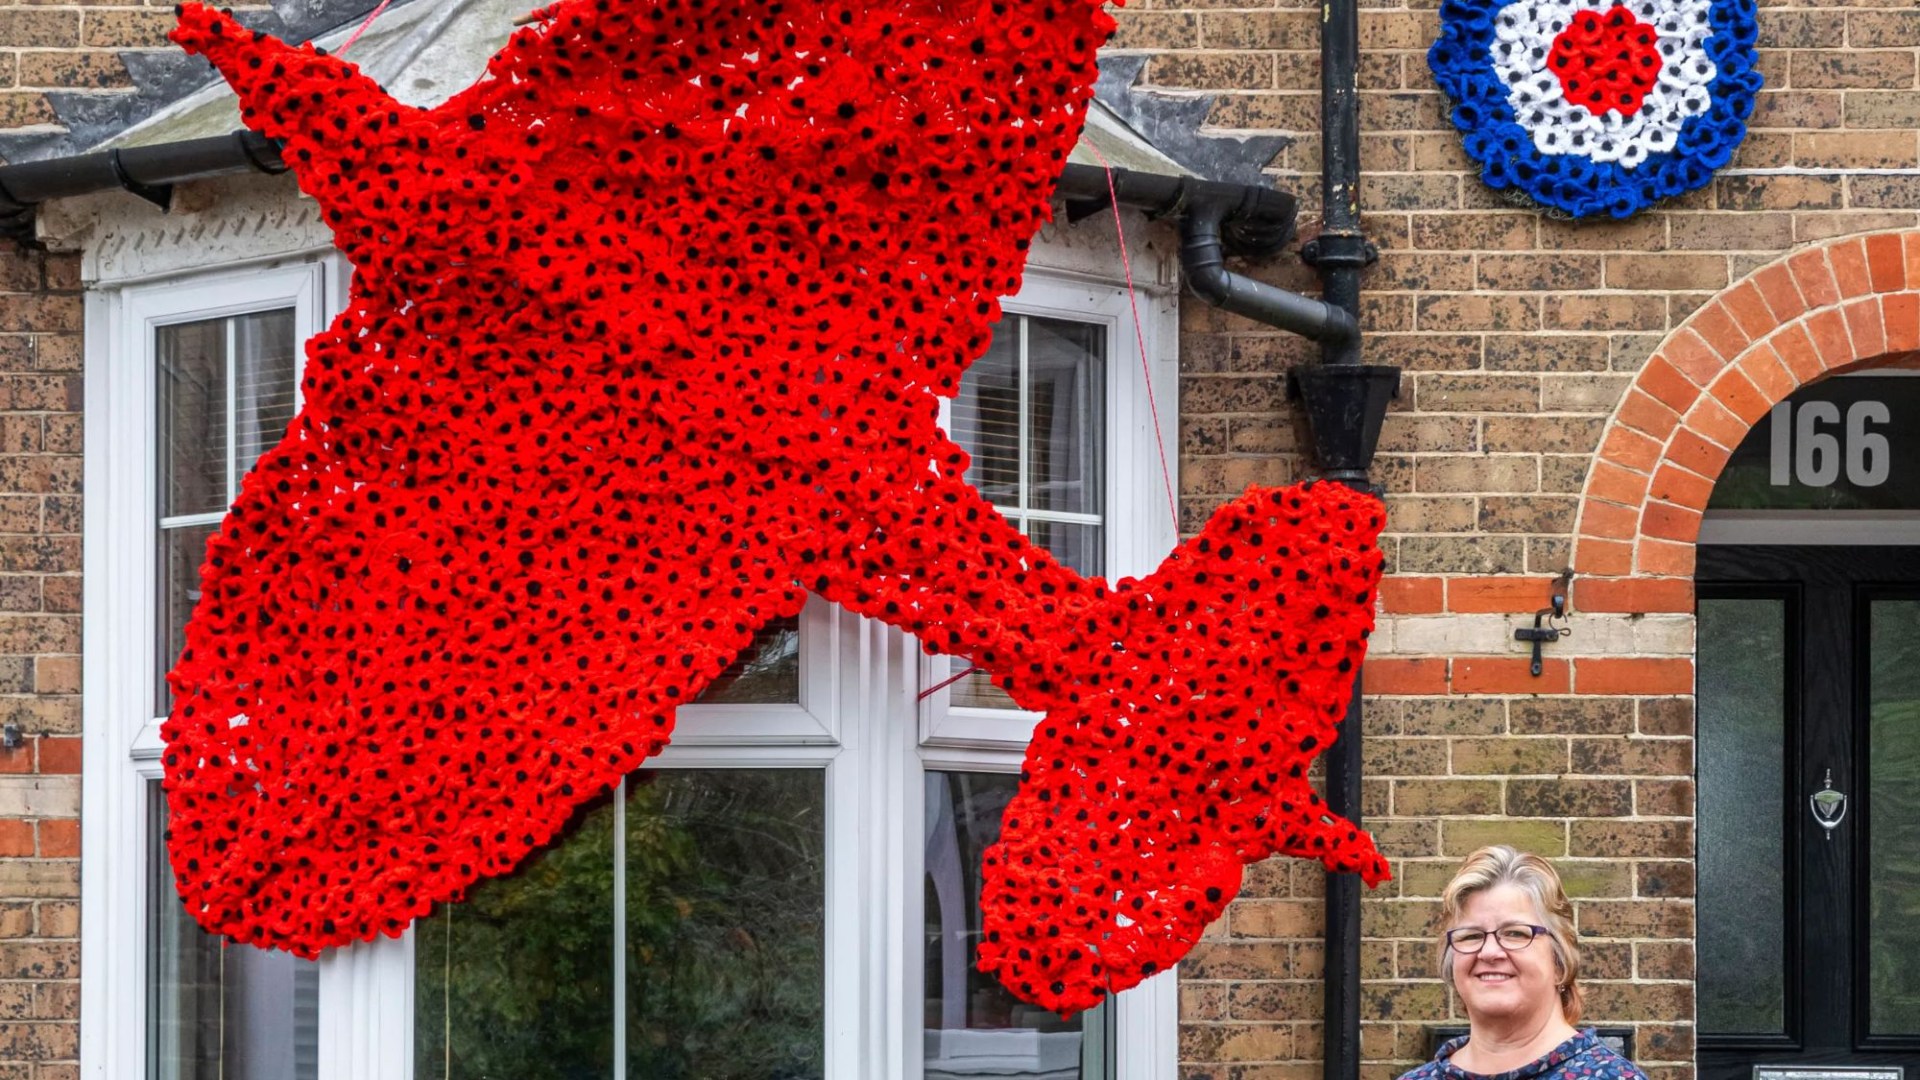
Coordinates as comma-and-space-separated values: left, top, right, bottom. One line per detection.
1570, 230, 1920, 610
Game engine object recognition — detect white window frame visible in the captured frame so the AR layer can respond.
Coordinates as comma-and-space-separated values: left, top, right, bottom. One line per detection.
83, 253, 1180, 1080
82, 254, 344, 1080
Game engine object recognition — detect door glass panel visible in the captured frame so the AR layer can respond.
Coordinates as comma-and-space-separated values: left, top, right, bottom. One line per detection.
1697, 596, 1789, 1035
148, 784, 319, 1080
414, 796, 618, 1079
1869, 597, 1920, 1035
924, 771, 1112, 1079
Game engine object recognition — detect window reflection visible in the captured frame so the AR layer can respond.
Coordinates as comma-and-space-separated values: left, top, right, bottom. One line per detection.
696, 615, 801, 705
626, 770, 825, 1078
924, 772, 1111, 1080
415, 770, 826, 1080
1870, 598, 1920, 1035
414, 795, 618, 1079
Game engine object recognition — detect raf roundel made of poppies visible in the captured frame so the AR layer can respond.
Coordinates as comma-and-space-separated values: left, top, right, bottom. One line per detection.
1430, 0, 1761, 217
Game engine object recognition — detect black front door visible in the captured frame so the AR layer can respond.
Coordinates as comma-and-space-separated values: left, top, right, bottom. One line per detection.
1698, 546, 1920, 1079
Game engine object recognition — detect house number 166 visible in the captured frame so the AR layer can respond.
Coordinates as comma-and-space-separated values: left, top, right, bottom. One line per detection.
1769, 400, 1891, 488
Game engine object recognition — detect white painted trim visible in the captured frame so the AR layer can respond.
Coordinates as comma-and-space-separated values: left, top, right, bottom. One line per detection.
1700, 511, 1920, 546
318, 935, 415, 1080
1115, 970, 1181, 1080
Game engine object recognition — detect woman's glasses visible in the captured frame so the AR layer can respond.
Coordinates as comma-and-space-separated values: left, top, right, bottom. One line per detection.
1445, 923, 1551, 953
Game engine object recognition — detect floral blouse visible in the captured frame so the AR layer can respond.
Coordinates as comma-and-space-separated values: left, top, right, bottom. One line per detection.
1399, 1030, 1648, 1080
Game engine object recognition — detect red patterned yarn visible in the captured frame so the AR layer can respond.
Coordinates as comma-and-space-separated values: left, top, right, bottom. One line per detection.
1549, 5, 1664, 116
164, 0, 1389, 1014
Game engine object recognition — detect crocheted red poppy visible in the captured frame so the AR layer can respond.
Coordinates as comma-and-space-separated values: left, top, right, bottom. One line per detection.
166, 0, 1388, 1014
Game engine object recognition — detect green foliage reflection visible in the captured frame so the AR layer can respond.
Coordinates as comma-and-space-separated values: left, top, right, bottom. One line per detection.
626, 771, 824, 1079
415, 796, 618, 1080
414, 771, 825, 1080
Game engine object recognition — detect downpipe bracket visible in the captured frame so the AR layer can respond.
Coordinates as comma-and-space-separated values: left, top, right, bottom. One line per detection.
1299, 232, 1379, 270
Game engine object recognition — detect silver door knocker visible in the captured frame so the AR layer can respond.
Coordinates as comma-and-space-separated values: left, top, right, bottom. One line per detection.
1810, 768, 1848, 838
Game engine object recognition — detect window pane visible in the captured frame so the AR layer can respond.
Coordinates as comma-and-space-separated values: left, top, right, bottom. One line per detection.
1026, 521, 1102, 579
1870, 598, 1920, 1035
1696, 597, 1788, 1035
696, 615, 800, 704
157, 319, 230, 519
953, 322, 1021, 508
415, 796, 617, 1080
232, 311, 299, 472
1025, 318, 1103, 516
156, 309, 298, 714
415, 772, 825, 1080
157, 523, 220, 716
627, 770, 826, 1079
924, 772, 1111, 1080
148, 784, 318, 1080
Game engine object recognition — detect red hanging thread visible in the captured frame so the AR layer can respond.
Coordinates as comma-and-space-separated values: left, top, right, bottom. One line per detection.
1085, 141, 1180, 536
338, 0, 393, 54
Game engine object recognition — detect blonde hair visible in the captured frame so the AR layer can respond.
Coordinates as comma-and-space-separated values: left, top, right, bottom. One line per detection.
1438, 845, 1584, 1025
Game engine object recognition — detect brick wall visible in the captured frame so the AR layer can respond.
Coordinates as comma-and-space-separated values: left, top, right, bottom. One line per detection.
3, 8, 185, 117
1144, 5, 1920, 1080
0, 244, 83, 1080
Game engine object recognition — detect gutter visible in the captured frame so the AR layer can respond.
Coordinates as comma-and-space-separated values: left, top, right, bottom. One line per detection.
0, 130, 288, 239
0, 129, 1363, 353
1053, 164, 1357, 348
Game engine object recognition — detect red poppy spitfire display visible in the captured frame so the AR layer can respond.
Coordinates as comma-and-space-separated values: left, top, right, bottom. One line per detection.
1430, 0, 1761, 217
163, 0, 1389, 1015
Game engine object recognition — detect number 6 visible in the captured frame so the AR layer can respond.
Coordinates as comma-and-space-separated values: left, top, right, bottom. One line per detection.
1796, 401, 1841, 487
1847, 400, 1890, 487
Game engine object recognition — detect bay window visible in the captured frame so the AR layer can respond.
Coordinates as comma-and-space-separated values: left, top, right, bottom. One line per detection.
85, 253, 1178, 1080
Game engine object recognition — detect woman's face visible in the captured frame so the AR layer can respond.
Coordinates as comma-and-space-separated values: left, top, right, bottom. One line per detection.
1449, 883, 1563, 1027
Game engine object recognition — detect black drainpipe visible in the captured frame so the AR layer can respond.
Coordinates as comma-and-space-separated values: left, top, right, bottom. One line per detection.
1297, 0, 1397, 1076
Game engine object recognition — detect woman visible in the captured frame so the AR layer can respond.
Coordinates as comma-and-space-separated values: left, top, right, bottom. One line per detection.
1398, 845, 1645, 1080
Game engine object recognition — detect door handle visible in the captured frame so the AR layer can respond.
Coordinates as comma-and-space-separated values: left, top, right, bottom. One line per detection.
1810, 767, 1848, 838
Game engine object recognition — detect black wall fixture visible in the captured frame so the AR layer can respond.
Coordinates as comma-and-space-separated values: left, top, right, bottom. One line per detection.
1303, 0, 1398, 1076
